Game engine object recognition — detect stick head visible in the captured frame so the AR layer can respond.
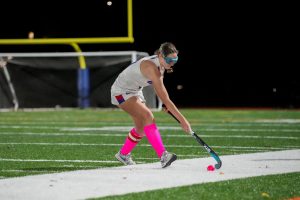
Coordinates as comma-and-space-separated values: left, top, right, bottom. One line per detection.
214, 162, 222, 169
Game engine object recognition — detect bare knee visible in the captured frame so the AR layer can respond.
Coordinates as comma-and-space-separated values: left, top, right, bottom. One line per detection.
133, 108, 154, 125
119, 98, 155, 134
134, 110, 154, 134
141, 110, 154, 124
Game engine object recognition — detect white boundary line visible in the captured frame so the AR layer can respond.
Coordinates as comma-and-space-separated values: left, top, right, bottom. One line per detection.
1, 125, 300, 132
0, 132, 298, 139
0, 142, 295, 150
0, 149, 299, 200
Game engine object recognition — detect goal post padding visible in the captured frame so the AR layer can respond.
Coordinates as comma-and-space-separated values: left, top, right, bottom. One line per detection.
0, 52, 159, 109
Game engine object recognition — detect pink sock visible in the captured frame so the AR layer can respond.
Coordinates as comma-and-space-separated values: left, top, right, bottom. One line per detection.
144, 123, 166, 158
120, 128, 143, 155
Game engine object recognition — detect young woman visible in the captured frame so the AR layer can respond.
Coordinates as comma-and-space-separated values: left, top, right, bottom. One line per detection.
111, 42, 191, 168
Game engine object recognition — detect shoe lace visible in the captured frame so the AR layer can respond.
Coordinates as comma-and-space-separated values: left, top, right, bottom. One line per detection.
122, 153, 132, 161
161, 151, 168, 162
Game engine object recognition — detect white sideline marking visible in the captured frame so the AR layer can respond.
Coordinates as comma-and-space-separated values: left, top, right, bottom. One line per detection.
0, 142, 295, 150
0, 132, 298, 140
0, 149, 299, 200
1, 125, 300, 132
61, 126, 300, 132
61, 126, 180, 131
255, 119, 300, 123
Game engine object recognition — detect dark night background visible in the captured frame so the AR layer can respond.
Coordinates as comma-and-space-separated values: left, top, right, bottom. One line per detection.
0, 0, 298, 108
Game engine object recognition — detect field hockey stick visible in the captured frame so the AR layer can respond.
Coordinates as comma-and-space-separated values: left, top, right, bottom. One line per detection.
162, 105, 222, 169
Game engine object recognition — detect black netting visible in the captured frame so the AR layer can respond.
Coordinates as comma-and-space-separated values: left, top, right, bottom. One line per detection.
0, 70, 13, 108
89, 61, 130, 107
0, 54, 146, 108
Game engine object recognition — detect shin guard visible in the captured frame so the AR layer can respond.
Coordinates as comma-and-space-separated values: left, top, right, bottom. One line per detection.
120, 128, 143, 155
144, 123, 166, 158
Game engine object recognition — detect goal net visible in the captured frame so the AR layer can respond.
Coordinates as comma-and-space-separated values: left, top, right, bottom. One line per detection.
0, 51, 161, 110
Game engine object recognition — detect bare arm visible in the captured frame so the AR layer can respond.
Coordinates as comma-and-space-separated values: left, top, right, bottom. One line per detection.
141, 61, 191, 133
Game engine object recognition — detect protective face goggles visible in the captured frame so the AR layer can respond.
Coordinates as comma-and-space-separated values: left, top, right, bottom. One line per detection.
164, 56, 178, 64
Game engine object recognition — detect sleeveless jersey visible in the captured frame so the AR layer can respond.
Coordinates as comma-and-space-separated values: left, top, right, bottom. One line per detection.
111, 55, 164, 93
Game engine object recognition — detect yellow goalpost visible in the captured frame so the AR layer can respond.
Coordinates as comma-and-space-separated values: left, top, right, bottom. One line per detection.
0, 0, 134, 109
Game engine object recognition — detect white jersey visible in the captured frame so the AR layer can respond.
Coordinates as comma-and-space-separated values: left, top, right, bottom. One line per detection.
111, 55, 164, 93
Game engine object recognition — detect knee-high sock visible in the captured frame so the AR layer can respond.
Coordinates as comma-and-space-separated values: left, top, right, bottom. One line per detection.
120, 128, 143, 155
144, 123, 165, 158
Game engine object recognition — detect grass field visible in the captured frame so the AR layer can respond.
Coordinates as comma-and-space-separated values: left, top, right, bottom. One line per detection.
1, 108, 300, 199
